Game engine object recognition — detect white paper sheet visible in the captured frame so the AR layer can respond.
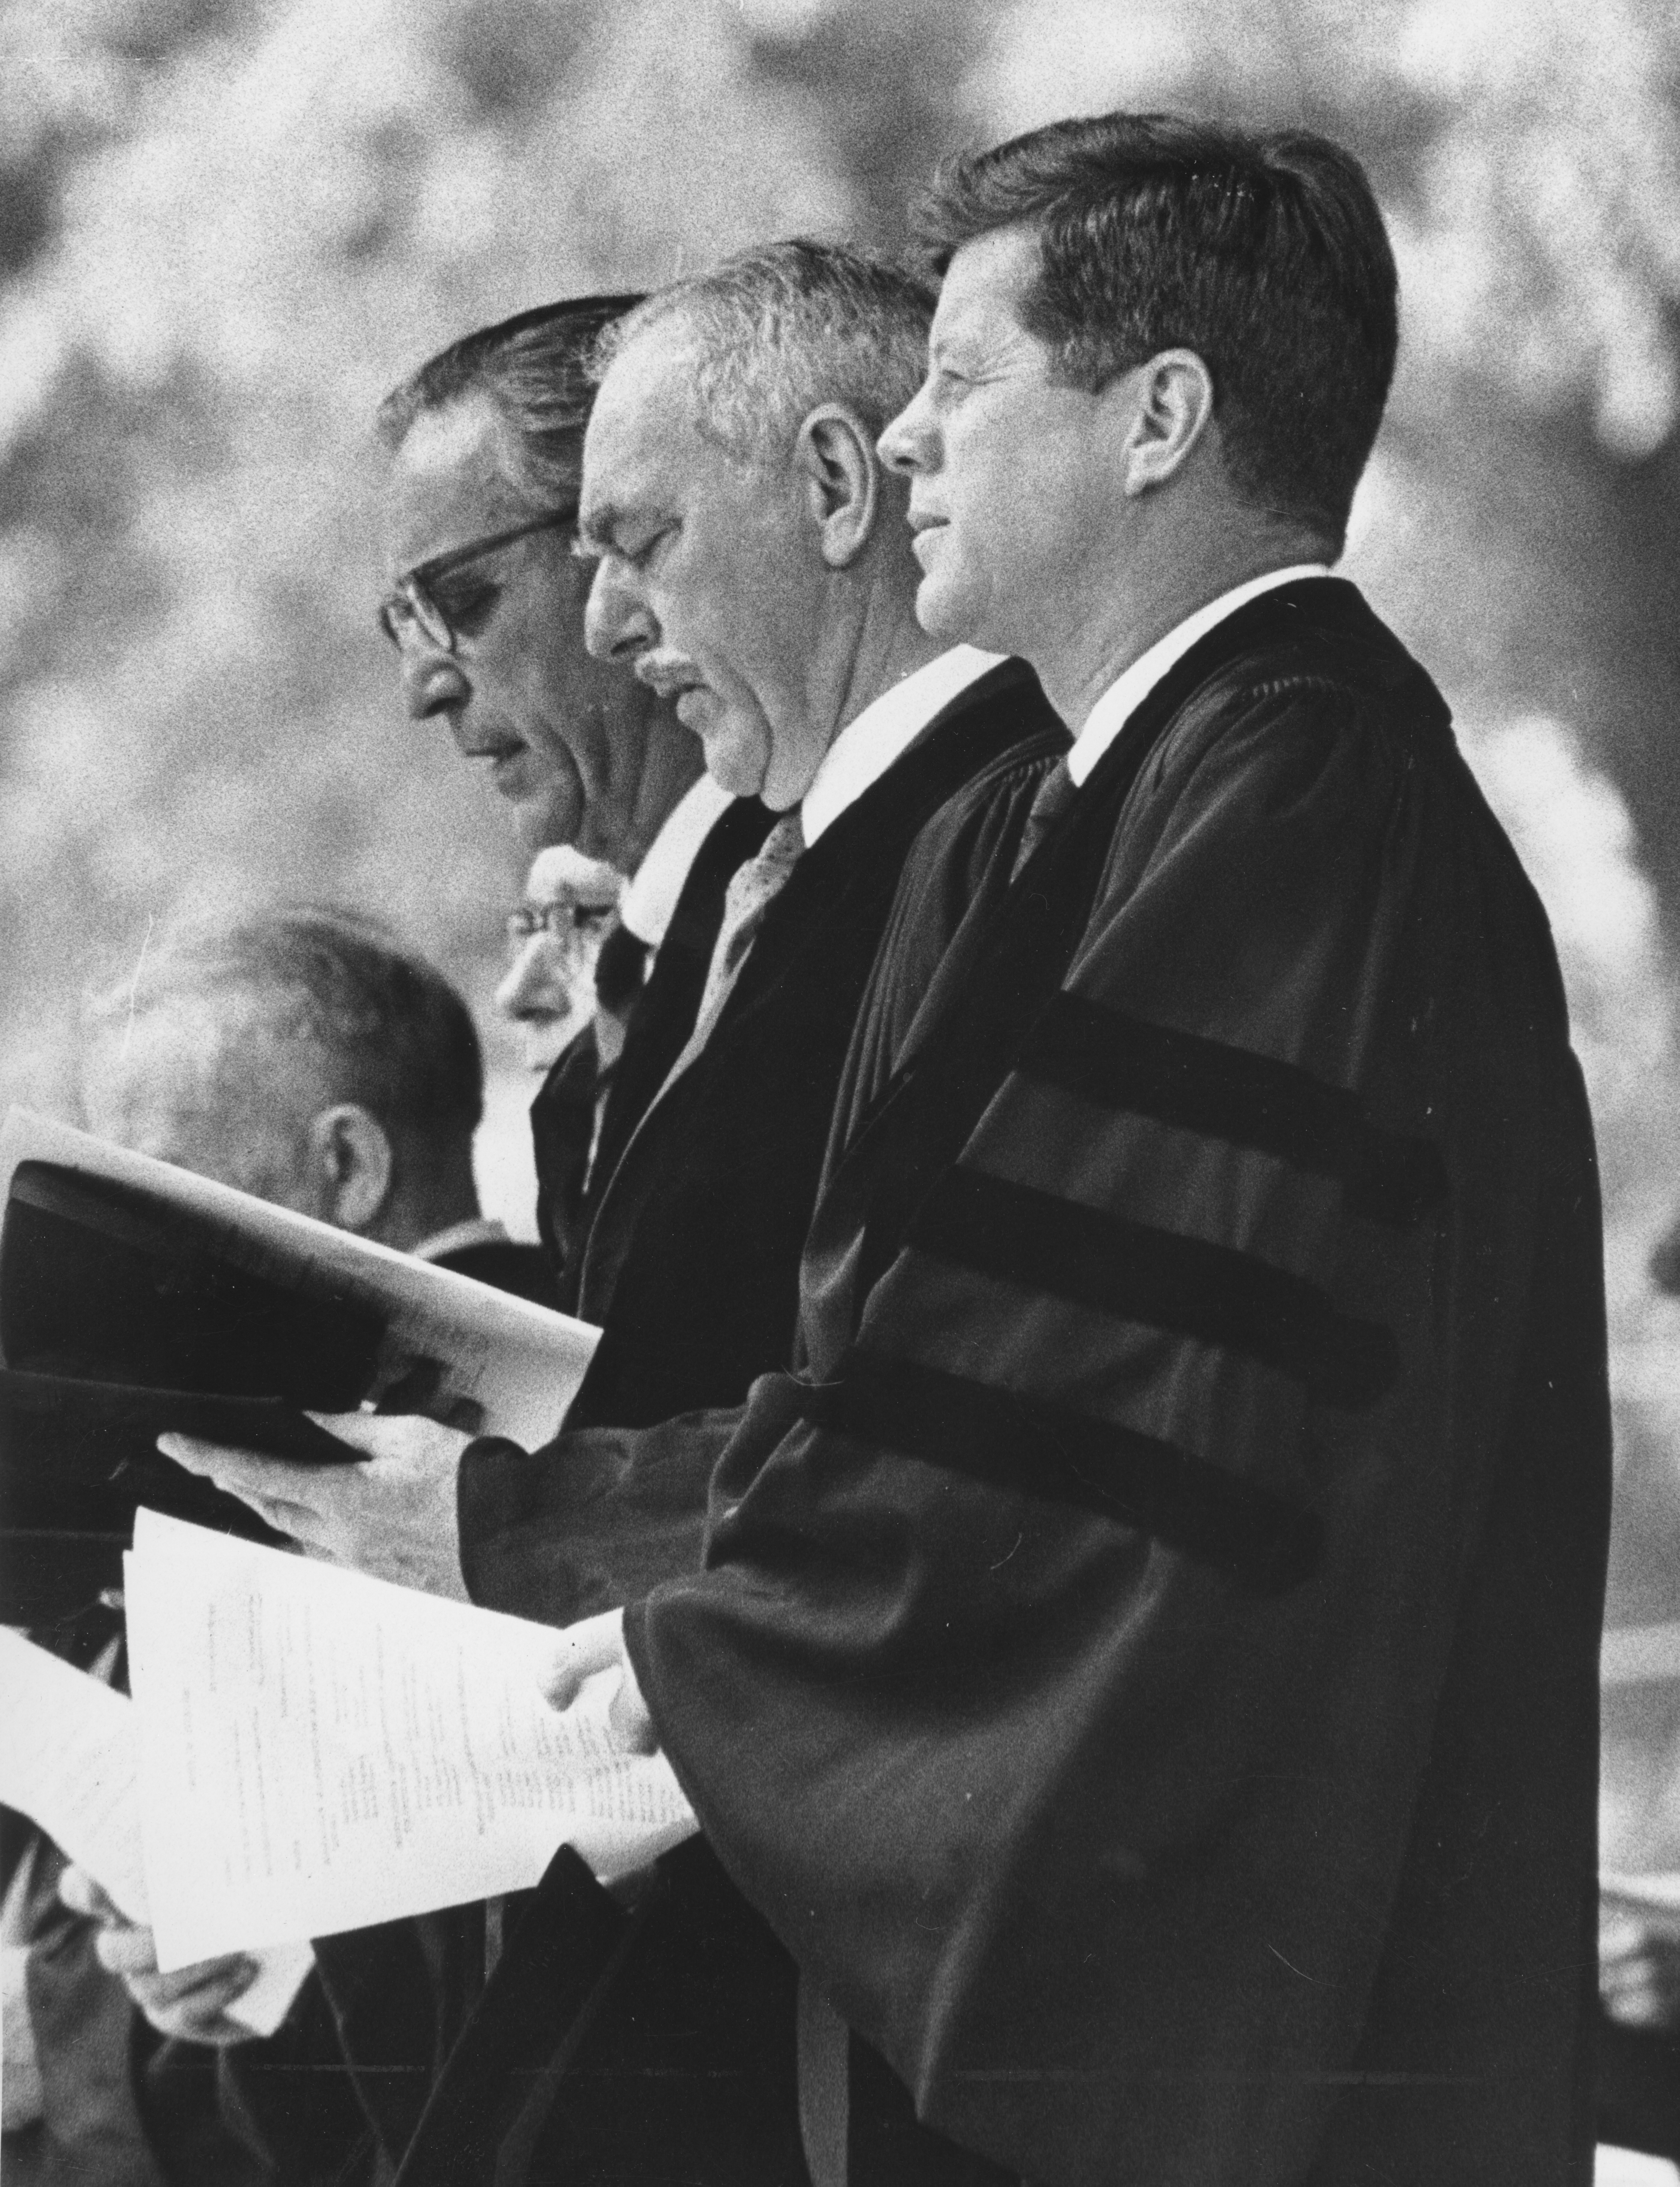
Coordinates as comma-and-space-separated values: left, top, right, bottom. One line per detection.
0, 1106, 600, 1448
0, 1628, 148, 1919
124, 1511, 697, 1970
0, 1629, 311, 2034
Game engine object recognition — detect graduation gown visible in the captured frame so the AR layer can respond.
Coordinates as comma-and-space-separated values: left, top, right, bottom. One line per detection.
602, 578, 1611, 2186
461, 658, 1068, 1599
322, 667, 1067, 2187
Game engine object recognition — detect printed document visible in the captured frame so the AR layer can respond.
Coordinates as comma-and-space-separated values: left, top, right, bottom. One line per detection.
124, 1510, 697, 1970
0, 1629, 311, 2033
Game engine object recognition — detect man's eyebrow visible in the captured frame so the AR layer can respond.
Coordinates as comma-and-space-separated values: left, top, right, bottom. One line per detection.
575, 501, 621, 554
929, 312, 981, 363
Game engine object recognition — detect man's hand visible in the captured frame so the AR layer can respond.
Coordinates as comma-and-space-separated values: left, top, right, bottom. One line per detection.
538, 1607, 657, 1754
59, 1868, 258, 2048
159, 1413, 474, 1599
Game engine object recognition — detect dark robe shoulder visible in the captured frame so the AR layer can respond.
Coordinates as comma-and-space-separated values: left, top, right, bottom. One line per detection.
562, 659, 1067, 1434
623, 581, 1611, 2187
460, 660, 1067, 1622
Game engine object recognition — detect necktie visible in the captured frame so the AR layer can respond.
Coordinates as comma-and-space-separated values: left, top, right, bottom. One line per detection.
685, 808, 805, 1059
1009, 756, 1079, 881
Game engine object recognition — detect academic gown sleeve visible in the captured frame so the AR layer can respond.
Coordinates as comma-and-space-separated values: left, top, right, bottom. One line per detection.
620, 672, 1610, 2187
456, 739, 1063, 1627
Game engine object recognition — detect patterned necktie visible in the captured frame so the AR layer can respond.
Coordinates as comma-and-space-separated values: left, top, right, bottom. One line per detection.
1009, 756, 1079, 880
685, 808, 806, 1057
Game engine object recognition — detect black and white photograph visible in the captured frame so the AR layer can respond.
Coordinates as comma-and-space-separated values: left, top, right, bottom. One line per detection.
1, 1, 1677, 2181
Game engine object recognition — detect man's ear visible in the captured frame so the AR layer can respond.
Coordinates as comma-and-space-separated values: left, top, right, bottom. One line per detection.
306, 1103, 394, 1235
1117, 349, 1217, 498
795, 405, 879, 569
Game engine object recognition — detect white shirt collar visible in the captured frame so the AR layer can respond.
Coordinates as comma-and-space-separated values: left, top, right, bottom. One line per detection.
412, 1214, 511, 1263
618, 772, 736, 947
799, 645, 1003, 846
1066, 565, 1334, 787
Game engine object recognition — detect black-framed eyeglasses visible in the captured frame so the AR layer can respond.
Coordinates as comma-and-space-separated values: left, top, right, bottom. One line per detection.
507, 900, 618, 946
377, 508, 578, 654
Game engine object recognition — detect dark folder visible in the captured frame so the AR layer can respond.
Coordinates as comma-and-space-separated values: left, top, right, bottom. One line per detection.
0, 1160, 383, 1621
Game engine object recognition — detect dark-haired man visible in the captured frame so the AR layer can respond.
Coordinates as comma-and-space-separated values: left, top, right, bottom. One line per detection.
377, 296, 705, 875
517, 116, 1608, 2186
376, 296, 733, 1287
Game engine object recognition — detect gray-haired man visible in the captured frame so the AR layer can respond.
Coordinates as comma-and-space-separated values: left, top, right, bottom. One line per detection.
165, 241, 1065, 2187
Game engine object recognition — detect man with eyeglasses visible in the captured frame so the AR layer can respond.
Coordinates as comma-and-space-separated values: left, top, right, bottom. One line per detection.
495, 843, 652, 1279
375, 298, 738, 1295
496, 847, 624, 1075
375, 301, 706, 875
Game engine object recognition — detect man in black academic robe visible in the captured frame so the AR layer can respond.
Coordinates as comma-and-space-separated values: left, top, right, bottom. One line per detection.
446, 120, 1610, 2186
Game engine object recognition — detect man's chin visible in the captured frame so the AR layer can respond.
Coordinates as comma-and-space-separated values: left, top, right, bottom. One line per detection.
698, 724, 769, 800
912, 568, 984, 646
514, 799, 583, 854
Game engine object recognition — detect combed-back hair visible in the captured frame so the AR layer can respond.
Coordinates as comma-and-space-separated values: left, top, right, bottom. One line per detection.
376, 295, 645, 507
85, 907, 484, 1147
915, 112, 1398, 549
592, 239, 937, 461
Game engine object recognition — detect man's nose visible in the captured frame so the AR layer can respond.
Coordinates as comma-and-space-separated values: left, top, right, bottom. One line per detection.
398, 644, 469, 723
495, 935, 566, 1021
878, 383, 936, 477
584, 560, 654, 664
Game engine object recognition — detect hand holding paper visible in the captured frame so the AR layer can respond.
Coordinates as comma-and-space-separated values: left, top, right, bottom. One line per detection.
125, 1509, 697, 1970
537, 1608, 657, 1755
61, 1869, 262, 2048
161, 1410, 476, 1599
0, 1630, 311, 2037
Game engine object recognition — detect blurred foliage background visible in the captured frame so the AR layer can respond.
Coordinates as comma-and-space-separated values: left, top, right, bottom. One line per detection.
4, 0, 1680, 1854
